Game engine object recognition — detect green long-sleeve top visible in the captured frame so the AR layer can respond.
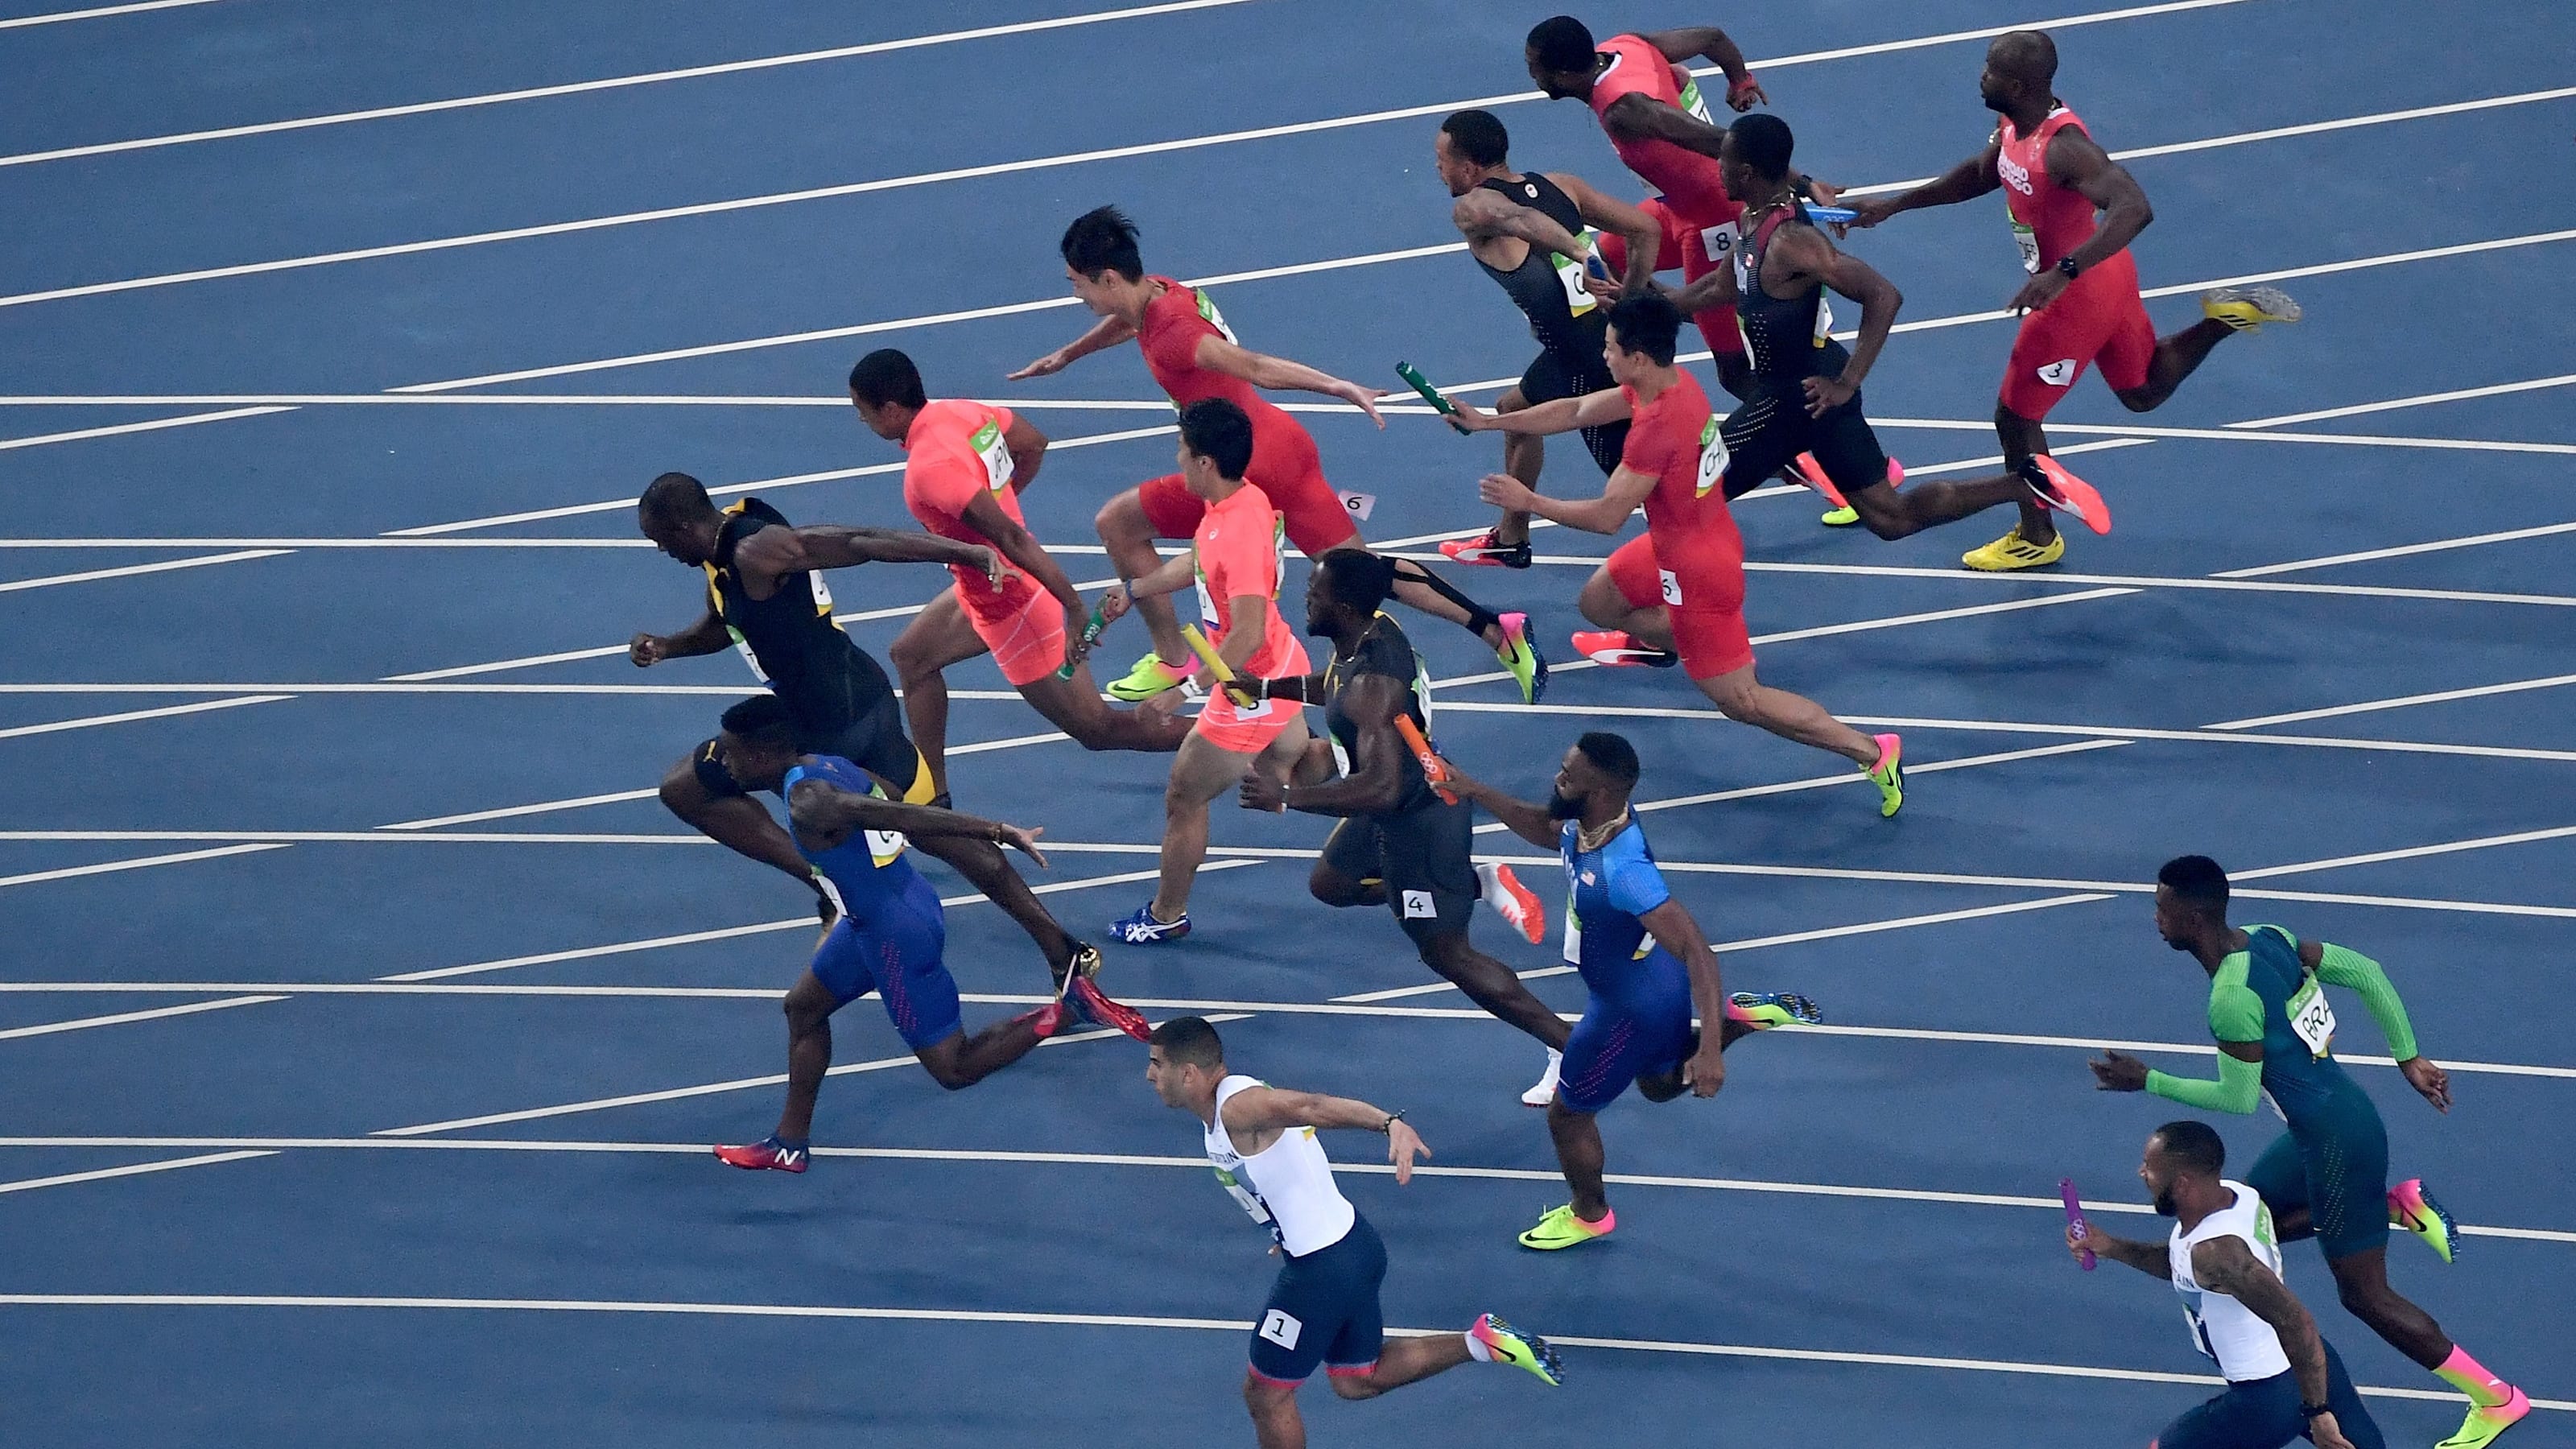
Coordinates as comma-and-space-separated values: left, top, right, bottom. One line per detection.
2146, 926, 2419, 1117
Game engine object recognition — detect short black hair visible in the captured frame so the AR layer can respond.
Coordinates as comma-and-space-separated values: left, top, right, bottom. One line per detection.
1606, 293, 1682, 366
2157, 854, 2231, 911
1728, 112, 1794, 181
1178, 398, 1254, 480
1526, 15, 1597, 73
1060, 204, 1144, 282
1991, 28, 2058, 84
638, 471, 715, 530
1575, 731, 1641, 788
2151, 1119, 2226, 1176
718, 691, 796, 743
1150, 1014, 1225, 1068
1439, 109, 1509, 167
1316, 548, 1397, 615
847, 348, 927, 410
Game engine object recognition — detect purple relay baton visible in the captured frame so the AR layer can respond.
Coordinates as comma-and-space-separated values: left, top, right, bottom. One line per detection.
2061, 1179, 2096, 1270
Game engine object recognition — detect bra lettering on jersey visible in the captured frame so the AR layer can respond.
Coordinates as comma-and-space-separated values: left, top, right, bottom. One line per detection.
969, 419, 1013, 492
1550, 226, 1604, 316
2286, 973, 2338, 1059
1692, 415, 1729, 497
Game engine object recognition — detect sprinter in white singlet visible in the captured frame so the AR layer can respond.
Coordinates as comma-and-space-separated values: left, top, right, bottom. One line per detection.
1144, 1016, 1562, 1449
2068, 1121, 2383, 1449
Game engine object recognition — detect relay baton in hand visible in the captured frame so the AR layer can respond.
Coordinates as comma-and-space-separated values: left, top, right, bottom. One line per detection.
1055, 605, 1109, 679
2061, 1179, 2096, 1270
1390, 714, 1459, 804
1394, 361, 1472, 435
1803, 204, 1857, 224
1179, 623, 1259, 707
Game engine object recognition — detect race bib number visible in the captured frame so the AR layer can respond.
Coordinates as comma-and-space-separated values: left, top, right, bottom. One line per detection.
2286, 974, 2337, 1058
2013, 221, 2041, 275
1330, 737, 1352, 778
1337, 489, 1376, 522
1699, 217, 1738, 261
1192, 563, 1220, 630
1562, 898, 1583, 964
861, 782, 906, 866
1658, 568, 1683, 606
1813, 291, 1835, 347
1550, 227, 1603, 316
1693, 415, 1728, 498
1195, 288, 1241, 345
970, 419, 1013, 492
1677, 76, 1713, 125
1257, 1310, 1302, 1350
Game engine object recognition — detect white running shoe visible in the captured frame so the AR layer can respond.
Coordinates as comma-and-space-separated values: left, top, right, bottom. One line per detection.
1522, 1049, 1563, 1108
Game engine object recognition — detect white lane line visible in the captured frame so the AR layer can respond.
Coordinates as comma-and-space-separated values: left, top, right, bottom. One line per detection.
1463, 741, 2132, 829
0, 535, 656, 547
379, 861, 1255, 981
0, 406, 294, 451
0, 0, 219, 30
0, 996, 284, 1042
0, 1152, 275, 1195
2207, 673, 2576, 730
2, 1291, 2561, 1407
1872, 418, 2576, 458
17, 1136, 2574, 1243
2215, 524, 2576, 580
0, 1, 2261, 314
1737, 559, 2576, 609
0, 844, 290, 891
374, 1017, 1254, 1137
378, 789, 662, 831
2231, 374, 2576, 430
0, 696, 289, 742
0, 2, 1261, 168
2231, 824, 2576, 882
0, 551, 290, 592
0, 683, 762, 696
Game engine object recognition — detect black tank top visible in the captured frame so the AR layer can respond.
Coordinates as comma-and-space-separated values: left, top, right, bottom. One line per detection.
1732, 204, 1852, 391
1322, 613, 1438, 819
704, 497, 894, 729
1472, 172, 1613, 366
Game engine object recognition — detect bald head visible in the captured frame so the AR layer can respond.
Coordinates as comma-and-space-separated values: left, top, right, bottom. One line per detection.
1979, 30, 2058, 115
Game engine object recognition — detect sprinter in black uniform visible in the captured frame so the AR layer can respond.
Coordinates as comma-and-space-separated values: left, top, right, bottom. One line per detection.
1662, 114, 2099, 538
634, 473, 1101, 981
1431, 109, 1665, 569
1236, 551, 1568, 1069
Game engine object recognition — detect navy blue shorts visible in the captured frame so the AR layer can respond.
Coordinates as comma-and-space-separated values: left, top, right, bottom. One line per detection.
807, 875, 959, 1051
1249, 1215, 1386, 1386
2155, 1341, 2383, 1449
2245, 1120, 2392, 1263
1555, 957, 1695, 1115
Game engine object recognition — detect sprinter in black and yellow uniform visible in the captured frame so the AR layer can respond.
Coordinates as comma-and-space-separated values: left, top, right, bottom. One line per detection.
634, 472, 1102, 983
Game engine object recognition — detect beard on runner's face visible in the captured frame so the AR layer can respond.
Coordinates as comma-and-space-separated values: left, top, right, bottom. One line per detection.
1546, 789, 1585, 819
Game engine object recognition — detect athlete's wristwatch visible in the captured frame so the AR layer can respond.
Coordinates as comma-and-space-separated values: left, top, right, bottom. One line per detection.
2055, 254, 2083, 279
2301, 1403, 2332, 1420
1378, 1109, 1406, 1133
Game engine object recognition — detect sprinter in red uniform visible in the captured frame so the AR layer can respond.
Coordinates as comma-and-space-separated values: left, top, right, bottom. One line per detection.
1842, 30, 2299, 571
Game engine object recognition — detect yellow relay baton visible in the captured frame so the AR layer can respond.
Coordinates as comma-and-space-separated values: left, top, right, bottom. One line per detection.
1179, 624, 1261, 708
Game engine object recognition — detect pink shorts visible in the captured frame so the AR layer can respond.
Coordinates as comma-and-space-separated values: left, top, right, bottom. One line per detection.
1194, 690, 1300, 753
967, 589, 1068, 687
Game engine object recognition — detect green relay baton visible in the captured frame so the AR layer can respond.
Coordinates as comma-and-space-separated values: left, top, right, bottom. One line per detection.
1395, 361, 1472, 436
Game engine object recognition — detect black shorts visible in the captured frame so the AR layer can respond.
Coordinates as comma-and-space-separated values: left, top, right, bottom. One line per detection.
1520, 349, 1628, 477
1715, 388, 1890, 502
2154, 1343, 2383, 1449
691, 688, 931, 803
1249, 1215, 1387, 1385
1319, 801, 1479, 949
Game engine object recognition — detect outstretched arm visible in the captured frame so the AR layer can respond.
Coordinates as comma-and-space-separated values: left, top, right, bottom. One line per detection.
787, 777, 1046, 862
1220, 1084, 1429, 1183
1192, 334, 1385, 426
1009, 314, 1137, 379
1481, 458, 1657, 535
1448, 386, 1633, 440
735, 522, 1004, 588
1438, 766, 1559, 848
630, 607, 733, 666
1843, 142, 2003, 226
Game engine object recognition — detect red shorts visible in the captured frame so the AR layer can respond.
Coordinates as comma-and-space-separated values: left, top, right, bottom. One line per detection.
1606, 534, 1752, 680
1591, 196, 1746, 359
1998, 251, 2153, 421
965, 588, 1067, 687
1137, 427, 1360, 556
1193, 691, 1302, 753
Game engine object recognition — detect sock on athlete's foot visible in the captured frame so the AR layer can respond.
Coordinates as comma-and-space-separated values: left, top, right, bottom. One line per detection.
2437, 1345, 2515, 1408
1463, 1327, 1496, 1362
